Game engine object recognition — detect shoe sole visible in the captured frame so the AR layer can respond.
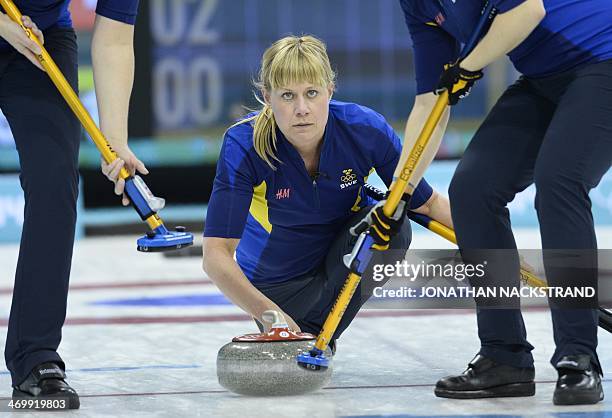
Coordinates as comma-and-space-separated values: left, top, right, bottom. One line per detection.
435, 381, 536, 399
12, 389, 80, 410
553, 387, 604, 405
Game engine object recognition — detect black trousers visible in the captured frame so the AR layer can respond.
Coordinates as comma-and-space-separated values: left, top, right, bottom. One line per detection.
255, 207, 412, 341
449, 59, 612, 372
1, 27, 80, 386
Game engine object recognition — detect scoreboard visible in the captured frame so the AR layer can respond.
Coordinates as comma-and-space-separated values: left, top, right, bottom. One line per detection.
140, 0, 432, 136
150, 0, 223, 131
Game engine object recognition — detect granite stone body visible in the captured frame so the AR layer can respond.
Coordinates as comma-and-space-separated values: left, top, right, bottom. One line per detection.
217, 340, 333, 396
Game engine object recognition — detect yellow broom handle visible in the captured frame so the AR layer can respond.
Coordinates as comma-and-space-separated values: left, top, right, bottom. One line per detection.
0, 0, 165, 230
0, 0, 129, 179
313, 91, 455, 351
313, 272, 361, 351
383, 90, 451, 217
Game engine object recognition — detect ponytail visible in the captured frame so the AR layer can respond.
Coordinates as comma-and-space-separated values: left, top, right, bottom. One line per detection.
228, 100, 282, 169
252, 104, 281, 169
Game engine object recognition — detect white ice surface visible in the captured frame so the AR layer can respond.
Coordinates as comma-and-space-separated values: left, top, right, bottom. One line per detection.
0, 228, 610, 417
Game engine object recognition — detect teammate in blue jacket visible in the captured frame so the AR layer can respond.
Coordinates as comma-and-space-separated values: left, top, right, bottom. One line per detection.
399, 0, 611, 405
1, 0, 144, 409
203, 35, 452, 348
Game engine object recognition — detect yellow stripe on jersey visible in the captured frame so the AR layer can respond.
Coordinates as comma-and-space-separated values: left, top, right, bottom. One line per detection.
249, 181, 272, 233
351, 167, 376, 212
425, 21, 438, 27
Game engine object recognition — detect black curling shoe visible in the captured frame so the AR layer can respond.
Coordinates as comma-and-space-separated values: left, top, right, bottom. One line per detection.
553, 355, 604, 405
435, 354, 535, 399
12, 362, 80, 409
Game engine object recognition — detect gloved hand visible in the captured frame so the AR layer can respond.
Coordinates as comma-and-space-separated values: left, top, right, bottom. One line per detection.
350, 194, 410, 251
435, 61, 483, 105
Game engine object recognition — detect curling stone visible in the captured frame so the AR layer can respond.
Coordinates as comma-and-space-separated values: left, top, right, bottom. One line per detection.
217, 311, 333, 396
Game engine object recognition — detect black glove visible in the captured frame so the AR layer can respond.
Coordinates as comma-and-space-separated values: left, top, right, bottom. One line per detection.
351, 193, 410, 251
435, 62, 483, 105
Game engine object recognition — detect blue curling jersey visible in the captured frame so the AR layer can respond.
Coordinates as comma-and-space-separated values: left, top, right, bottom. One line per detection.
400, 0, 612, 94
0, 0, 139, 51
205, 100, 433, 285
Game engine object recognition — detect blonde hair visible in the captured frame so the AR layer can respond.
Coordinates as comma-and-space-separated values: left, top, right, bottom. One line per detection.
232, 35, 336, 169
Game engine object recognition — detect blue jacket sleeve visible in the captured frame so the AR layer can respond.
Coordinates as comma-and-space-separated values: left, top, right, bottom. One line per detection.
402, 7, 460, 94
204, 134, 256, 238
96, 0, 139, 25
374, 120, 433, 210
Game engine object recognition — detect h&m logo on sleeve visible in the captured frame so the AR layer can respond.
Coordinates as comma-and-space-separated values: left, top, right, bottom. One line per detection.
340, 169, 358, 189
276, 188, 291, 199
